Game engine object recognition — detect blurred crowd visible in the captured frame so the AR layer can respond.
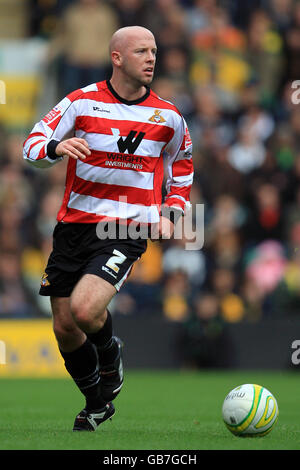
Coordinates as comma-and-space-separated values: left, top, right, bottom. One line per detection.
1, 0, 300, 367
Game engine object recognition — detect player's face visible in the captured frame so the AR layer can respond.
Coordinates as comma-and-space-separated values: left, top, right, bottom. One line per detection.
121, 36, 157, 87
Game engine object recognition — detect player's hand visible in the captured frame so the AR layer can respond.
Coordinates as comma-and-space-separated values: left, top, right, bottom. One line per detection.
55, 138, 91, 160
151, 216, 175, 240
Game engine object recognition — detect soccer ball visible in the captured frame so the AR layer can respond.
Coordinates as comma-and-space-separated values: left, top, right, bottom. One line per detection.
222, 383, 279, 437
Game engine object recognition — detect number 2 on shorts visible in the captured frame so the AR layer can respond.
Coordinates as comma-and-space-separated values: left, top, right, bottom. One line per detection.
105, 249, 127, 273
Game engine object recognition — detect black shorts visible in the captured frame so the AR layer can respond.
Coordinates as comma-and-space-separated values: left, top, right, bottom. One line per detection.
39, 222, 147, 297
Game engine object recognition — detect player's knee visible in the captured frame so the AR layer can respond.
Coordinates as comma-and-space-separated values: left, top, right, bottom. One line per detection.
53, 318, 79, 344
72, 310, 92, 332
70, 301, 106, 332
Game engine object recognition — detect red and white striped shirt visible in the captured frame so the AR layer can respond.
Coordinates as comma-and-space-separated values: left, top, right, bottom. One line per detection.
23, 80, 193, 225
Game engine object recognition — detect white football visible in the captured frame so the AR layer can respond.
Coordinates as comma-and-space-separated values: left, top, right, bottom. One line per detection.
222, 383, 279, 437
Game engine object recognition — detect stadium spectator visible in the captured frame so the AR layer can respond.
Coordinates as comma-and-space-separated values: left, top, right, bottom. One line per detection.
162, 270, 191, 322
207, 230, 243, 273
188, 5, 251, 105
0, 251, 33, 318
146, 0, 187, 43
116, 240, 164, 316
227, 123, 267, 175
205, 194, 246, 239
162, 236, 207, 287
270, 248, 300, 316
208, 266, 245, 323
152, 76, 194, 120
184, 0, 218, 35
240, 276, 265, 322
245, 182, 284, 244
178, 291, 234, 368
47, 0, 119, 97
244, 240, 287, 296
246, 8, 285, 103
282, 0, 300, 82
189, 85, 235, 154
264, 0, 294, 32
29, 0, 59, 38
113, 0, 150, 27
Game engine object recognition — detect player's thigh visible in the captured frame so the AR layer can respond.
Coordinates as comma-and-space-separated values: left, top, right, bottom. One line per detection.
70, 274, 116, 323
69, 239, 147, 324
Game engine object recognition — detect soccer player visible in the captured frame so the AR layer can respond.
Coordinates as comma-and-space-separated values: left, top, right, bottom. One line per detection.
23, 26, 193, 431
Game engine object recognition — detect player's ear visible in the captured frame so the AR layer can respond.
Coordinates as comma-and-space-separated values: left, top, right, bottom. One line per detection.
111, 51, 122, 67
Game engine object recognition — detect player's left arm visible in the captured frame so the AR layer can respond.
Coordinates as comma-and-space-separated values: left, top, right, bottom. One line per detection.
160, 117, 194, 237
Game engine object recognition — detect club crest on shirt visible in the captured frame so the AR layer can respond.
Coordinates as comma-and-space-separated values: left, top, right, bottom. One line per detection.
148, 110, 166, 123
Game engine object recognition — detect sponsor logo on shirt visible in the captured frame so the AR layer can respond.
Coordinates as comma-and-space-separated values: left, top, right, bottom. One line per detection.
184, 126, 192, 148
105, 152, 143, 170
111, 128, 145, 154
42, 106, 62, 125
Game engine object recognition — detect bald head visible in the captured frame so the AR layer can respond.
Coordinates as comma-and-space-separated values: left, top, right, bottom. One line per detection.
109, 26, 155, 55
109, 26, 157, 95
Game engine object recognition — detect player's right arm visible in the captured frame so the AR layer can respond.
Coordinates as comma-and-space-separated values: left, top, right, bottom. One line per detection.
23, 89, 90, 168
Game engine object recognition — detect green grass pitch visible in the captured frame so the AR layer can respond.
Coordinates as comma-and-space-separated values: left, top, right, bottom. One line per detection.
0, 370, 299, 450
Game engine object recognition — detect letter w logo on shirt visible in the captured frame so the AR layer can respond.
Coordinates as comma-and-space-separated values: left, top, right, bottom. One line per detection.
111, 128, 145, 154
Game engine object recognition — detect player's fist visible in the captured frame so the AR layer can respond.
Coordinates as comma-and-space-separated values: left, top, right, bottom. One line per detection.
55, 138, 91, 160
160, 216, 175, 239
